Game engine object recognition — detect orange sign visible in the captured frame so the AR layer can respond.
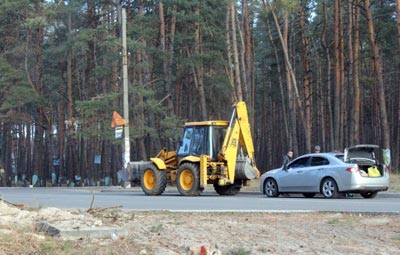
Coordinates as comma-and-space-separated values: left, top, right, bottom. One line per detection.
111, 111, 126, 128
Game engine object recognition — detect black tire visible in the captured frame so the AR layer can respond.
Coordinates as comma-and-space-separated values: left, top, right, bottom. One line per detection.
177, 163, 201, 196
264, 178, 279, 197
213, 180, 241, 196
320, 178, 340, 198
140, 164, 168, 196
360, 191, 378, 199
302, 193, 316, 198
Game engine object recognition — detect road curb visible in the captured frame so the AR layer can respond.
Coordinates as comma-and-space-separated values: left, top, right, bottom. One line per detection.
98, 188, 400, 198
377, 192, 400, 198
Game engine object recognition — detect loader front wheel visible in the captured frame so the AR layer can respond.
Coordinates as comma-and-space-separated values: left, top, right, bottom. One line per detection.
177, 163, 201, 196
141, 164, 167, 196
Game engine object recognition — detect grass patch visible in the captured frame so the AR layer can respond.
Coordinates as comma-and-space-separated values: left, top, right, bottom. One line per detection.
390, 174, 400, 192
229, 247, 252, 255
327, 218, 340, 225
392, 234, 400, 243
326, 217, 355, 226
150, 223, 163, 233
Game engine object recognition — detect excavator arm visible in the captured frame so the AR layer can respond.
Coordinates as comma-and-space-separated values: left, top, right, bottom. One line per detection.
219, 101, 260, 183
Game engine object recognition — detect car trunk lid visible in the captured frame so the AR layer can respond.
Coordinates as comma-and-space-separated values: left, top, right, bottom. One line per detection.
344, 144, 378, 163
344, 144, 385, 177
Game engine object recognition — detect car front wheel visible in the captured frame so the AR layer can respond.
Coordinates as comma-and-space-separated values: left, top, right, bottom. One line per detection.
321, 178, 340, 198
264, 178, 279, 197
360, 191, 378, 199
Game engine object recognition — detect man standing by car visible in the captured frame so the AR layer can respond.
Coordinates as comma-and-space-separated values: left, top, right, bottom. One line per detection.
282, 150, 293, 170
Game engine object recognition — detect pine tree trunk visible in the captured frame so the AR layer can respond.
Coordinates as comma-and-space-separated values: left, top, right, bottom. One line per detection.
159, 1, 174, 114
364, 0, 390, 149
395, 0, 400, 172
347, 0, 354, 146
339, 1, 346, 148
24, 1, 49, 184
17, 124, 26, 183
321, 1, 334, 151
3, 124, 12, 186
300, 3, 312, 152
194, 5, 208, 120
225, 4, 236, 102
264, 1, 307, 152
242, 0, 251, 102
283, 13, 297, 152
66, 10, 75, 185
26, 124, 32, 182
242, 0, 253, 106
58, 72, 66, 183
333, 0, 343, 150
230, 2, 243, 101
352, 0, 361, 145
87, 1, 96, 99
169, 5, 177, 114
136, 0, 148, 160
266, 19, 289, 141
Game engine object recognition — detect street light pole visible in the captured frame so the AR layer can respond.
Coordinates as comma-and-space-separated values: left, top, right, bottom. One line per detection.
121, 5, 130, 168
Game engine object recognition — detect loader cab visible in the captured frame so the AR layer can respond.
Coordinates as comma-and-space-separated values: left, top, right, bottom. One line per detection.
177, 121, 228, 161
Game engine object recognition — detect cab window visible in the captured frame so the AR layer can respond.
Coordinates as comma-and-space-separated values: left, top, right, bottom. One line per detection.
177, 126, 207, 156
177, 127, 194, 155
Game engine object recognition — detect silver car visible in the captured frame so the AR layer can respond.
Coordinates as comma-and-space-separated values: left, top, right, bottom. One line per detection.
260, 145, 390, 198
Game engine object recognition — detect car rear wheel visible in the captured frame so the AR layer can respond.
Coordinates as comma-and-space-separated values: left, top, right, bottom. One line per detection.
302, 193, 316, 198
360, 191, 378, 199
264, 178, 279, 197
321, 178, 340, 198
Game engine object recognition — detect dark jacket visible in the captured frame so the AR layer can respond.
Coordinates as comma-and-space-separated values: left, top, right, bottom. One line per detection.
282, 155, 292, 170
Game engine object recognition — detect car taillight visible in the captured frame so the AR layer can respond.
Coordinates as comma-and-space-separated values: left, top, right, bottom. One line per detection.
346, 166, 359, 172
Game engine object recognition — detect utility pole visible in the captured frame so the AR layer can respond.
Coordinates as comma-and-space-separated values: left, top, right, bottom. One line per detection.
121, 5, 130, 168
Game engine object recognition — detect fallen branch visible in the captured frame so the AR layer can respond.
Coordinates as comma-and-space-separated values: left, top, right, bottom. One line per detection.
87, 205, 123, 214
88, 192, 95, 210
0, 198, 25, 208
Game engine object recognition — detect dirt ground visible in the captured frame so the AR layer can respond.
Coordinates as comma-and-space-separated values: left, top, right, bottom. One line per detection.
1, 198, 400, 255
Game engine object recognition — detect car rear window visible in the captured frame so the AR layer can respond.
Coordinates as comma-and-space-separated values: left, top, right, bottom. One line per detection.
311, 157, 329, 166
335, 155, 344, 161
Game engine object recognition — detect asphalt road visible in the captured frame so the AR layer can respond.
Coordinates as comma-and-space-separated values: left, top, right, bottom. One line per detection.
0, 187, 399, 213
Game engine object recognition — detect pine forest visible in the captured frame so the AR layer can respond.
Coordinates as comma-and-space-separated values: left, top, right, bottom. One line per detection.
0, 0, 399, 187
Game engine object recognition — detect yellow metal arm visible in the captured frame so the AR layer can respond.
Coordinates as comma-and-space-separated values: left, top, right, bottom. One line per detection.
219, 101, 260, 183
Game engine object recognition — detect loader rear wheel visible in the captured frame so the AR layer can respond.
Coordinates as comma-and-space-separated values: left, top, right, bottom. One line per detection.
177, 163, 201, 196
213, 181, 241, 196
140, 164, 167, 196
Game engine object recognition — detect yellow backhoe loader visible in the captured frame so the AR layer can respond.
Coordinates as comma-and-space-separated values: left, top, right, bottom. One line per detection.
123, 101, 260, 196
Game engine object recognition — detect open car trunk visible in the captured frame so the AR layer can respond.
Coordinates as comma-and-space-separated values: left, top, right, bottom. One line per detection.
344, 144, 384, 177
